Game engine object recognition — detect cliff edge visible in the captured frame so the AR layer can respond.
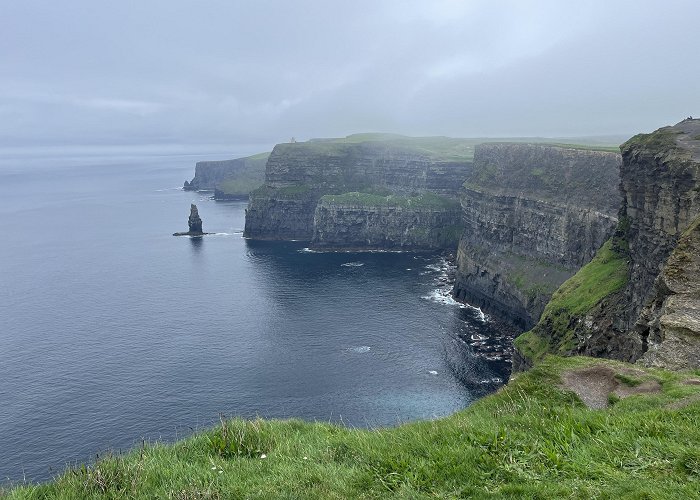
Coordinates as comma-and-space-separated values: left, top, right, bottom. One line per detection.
243, 136, 472, 249
453, 143, 621, 328
515, 119, 700, 371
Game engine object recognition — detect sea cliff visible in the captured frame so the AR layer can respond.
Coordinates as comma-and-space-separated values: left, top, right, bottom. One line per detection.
184, 152, 269, 198
515, 119, 700, 371
243, 136, 473, 249
453, 143, 621, 328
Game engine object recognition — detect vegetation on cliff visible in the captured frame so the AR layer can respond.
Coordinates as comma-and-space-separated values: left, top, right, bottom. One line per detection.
515, 238, 629, 364
320, 191, 460, 210
7, 356, 699, 498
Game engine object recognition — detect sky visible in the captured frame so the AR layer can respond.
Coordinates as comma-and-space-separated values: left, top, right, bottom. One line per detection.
2, 0, 699, 147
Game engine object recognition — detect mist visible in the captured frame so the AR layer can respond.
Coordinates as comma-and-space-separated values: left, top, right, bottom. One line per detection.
2, 0, 699, 147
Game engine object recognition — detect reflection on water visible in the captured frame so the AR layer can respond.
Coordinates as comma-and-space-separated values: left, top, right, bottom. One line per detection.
189, 235, 203, 252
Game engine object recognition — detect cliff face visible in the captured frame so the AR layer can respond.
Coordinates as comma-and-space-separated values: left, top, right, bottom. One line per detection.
453, 144, 621, 328
184, 153, 269, 198
243, 140, 471, 248
311, 193, 462, 250
514, 119, 700, 371
637, 215, 700, 369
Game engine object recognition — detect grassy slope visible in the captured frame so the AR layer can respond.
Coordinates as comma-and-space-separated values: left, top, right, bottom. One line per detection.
6, 356, 700, 499
214, 153, 270, 197
515, 239, 629, 363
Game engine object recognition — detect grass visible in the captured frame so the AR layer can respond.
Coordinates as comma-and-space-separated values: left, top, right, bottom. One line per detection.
515, 238, 629, 363
538, 239, 628, 318
301, 134, 622, 162
320, 191, 461, 210
621, 128, 683, 156
5, 356, 700, 499
212, 153, 269, 197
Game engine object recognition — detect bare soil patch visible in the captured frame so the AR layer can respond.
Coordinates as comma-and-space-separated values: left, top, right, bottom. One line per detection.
560, 365, 661, 409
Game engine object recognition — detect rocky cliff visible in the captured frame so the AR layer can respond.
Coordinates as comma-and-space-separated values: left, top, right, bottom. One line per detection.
184, 153, 269, 198
453, 143, 621, 328
311, 192, 462, 250
514, 119, 700, 371
243, 138, 472, 247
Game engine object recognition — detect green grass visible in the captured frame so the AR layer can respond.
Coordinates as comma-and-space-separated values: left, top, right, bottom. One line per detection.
213, 153, 269, 197
6, 356, 700, 499
539, 239, 628, 317
622, 128, 683, 156
302, 134, 622, 163
320, 191, 460, 210
515, 238, 629, 362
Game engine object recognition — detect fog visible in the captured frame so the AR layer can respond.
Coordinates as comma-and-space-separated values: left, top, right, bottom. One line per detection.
2, 0, 699, 147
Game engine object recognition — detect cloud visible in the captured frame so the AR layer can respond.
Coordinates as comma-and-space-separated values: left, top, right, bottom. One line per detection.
1, 0, 698, 146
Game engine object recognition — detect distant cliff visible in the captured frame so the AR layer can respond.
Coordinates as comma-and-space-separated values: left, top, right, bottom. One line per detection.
312, 192, 462, 250
453, 143, 621, 328
243, 136, 472, 249
514, 119, 700, 371
184, 152, 269, 198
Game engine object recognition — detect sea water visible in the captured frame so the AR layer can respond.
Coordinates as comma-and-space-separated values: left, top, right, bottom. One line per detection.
0, 149, 515, 483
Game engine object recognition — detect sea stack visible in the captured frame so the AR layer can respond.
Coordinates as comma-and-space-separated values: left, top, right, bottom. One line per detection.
173, 204, 208, 236
188, 204, 203, 233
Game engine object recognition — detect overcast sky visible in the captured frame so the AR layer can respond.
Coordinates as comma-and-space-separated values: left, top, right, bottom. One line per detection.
2, 0, 699, 147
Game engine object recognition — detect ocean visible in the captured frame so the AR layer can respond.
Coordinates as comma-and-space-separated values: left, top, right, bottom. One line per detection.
0, 149, 514, 484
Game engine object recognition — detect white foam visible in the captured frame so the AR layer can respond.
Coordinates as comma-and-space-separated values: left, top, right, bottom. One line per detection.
341, 262, 364, 267
298, 247, 320, 253
349, 346, 371, 353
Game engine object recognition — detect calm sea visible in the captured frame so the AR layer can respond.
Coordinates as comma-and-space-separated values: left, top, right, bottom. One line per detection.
0, 149, 513, 484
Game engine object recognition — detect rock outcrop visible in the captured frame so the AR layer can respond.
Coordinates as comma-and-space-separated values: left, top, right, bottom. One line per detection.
637, 215, 700, 369
243, 138, 472, 249
311, 193, 462, 250
173, 204, 209, 236
514, 119, 700, 371
184, 153, 269, 198
453, 143, 621, 328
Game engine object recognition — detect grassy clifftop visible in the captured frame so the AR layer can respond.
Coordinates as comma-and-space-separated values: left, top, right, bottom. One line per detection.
6, 356, 699, 498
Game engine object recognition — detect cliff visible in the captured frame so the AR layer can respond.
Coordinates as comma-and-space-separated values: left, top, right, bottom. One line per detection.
243, 136, 473, 248
184, 152, 269, 198
515, 119, 700, 371
311, 192, 462, 250
453, 143, 621, 328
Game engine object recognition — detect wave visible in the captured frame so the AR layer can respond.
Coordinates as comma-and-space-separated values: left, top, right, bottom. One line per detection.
348, 346, 371, 353
341, 262, 364, 267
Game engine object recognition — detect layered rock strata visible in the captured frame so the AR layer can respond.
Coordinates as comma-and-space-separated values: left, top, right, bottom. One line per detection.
244, 141, 471, 248
311, 193, 462, 250
514, 119, 700, 371
453, 143, 621, 328
173, 204, 209, 236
